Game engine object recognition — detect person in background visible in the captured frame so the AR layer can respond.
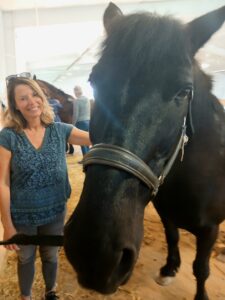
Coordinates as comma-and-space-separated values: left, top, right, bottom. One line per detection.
74, 85, 90, 156
48, 98, 62, 122
0, 77, 91, 300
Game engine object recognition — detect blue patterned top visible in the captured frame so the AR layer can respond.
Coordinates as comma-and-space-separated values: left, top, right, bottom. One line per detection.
0, 122, 73, 225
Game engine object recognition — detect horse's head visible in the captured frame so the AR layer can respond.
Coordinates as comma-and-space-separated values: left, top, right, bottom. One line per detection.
64, 3, 225, 294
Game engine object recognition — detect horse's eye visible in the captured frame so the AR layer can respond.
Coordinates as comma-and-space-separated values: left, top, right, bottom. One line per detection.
175, 87, 193, 101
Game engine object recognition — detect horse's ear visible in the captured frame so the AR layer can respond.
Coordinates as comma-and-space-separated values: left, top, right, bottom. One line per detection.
103, 2, 123, 34
33, 75, 37, 80
186, 5, 225, 56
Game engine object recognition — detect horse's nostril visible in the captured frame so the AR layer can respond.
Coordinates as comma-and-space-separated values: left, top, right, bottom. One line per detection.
117, 248, 135, 279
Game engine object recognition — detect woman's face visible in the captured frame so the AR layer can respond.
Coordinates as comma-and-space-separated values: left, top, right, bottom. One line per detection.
14, 84, 43, 121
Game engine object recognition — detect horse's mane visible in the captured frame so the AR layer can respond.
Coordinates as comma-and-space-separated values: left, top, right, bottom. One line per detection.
91, 13, 188, 88
193, 63, 224, 115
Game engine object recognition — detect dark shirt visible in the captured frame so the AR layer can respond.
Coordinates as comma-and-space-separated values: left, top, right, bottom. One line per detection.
48, 98, 62, 122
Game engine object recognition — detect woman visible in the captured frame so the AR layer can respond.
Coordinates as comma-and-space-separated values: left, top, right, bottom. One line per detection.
0, 77, 91, 300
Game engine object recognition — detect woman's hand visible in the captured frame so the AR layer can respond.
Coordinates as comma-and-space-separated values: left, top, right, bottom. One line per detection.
3, 225, 20, 251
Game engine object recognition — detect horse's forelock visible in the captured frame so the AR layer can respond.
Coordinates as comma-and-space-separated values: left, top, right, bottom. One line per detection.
93, 13, 188, 90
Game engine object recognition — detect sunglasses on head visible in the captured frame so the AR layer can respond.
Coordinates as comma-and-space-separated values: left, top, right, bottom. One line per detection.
6, 72, 32, 86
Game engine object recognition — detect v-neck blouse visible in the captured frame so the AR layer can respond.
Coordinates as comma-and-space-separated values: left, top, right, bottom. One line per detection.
0, 122, 73, 225
22, 127, 48, 151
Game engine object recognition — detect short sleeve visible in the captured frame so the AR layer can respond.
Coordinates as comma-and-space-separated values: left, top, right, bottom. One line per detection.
0, 128, 12, 151
54, 122, 74, 141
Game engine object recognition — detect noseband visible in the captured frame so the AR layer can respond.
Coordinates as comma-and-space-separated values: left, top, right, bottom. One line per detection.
82, 118, 188, 196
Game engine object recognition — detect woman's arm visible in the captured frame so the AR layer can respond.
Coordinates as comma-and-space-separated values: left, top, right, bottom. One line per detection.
0, 146, 19, 250
68, 127, 91, 146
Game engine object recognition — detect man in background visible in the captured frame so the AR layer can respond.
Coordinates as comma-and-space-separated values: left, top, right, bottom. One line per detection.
74, 85, 90, 156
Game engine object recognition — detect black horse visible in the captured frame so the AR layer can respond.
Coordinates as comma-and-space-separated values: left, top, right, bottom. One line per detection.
63, 3, 225, 300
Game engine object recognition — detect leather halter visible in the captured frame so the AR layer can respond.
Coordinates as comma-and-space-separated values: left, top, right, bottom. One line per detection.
82, 118, 188, 196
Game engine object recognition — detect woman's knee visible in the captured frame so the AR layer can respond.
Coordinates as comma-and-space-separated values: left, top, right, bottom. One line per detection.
17, 245, 36, 264
39, 246, 59, 262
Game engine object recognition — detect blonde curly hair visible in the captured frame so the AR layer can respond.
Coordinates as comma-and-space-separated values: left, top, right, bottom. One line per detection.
3, 77, 54, 132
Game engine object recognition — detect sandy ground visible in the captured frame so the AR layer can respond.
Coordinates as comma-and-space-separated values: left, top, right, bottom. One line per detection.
1, 153, 225, 299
